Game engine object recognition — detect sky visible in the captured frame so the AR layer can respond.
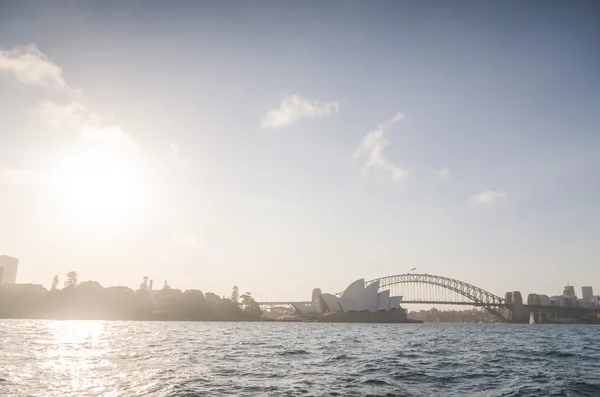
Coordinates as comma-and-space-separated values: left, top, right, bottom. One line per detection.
1, 0, 599, 301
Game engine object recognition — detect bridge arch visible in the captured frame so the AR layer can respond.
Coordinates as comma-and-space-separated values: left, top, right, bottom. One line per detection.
364, 273, 507, 321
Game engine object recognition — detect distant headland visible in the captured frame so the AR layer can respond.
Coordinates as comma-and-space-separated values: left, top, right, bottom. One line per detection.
0, 272, 263, 321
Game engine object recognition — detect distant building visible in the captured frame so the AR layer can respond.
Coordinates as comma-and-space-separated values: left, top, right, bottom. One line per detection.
582, 286, 594, 301
0, 256, 19, 285
552, 295, 577, 307
563, 285, 576, 299
512, 291, 523, 305
538, 294, 550, 306
527, 293, 552, 306
576, 299, 594, 309
0, 283, 45, 294
292, 279, 403, 315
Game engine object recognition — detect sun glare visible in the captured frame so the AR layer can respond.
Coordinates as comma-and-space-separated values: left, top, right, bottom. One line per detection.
53, 150, 146, 224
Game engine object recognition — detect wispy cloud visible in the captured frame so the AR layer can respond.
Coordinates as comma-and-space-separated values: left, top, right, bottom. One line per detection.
261, 94, 339, 129
354, 112, 407, 181
469, 190, 507, 205
0, 44, 136, 150
0, 44, 72, 90
35, 101, 93, 130
170, 143, 192, 169
81, 125, 138, 151
431, 166, 451, 179
36, 100, 138, 150
0, 168, 46, 186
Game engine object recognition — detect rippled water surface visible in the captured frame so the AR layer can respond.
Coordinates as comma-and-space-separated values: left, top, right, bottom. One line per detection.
1, 320, 599, 396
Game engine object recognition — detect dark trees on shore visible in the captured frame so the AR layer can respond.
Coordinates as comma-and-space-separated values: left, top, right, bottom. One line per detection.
230, 286, 239, 304
64, 271, 78, 289
50, 275, 59, 292
0, 277, 262, 322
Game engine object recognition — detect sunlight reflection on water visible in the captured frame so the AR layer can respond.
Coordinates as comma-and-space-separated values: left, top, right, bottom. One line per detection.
1, 320, 599, 397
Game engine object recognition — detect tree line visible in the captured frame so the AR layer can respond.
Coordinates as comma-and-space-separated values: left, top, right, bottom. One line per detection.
407, 308, 500, 323
0, 272, 263, 321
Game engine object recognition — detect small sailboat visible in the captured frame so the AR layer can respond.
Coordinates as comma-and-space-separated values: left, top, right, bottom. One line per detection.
529, 312, 535, 324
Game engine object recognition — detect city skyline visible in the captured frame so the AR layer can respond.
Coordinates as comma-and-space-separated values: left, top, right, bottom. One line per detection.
1, 1, 599, 301
2, 255, 598, 306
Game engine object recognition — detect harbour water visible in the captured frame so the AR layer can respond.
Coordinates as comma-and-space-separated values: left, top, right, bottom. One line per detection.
1, 320, 599, 396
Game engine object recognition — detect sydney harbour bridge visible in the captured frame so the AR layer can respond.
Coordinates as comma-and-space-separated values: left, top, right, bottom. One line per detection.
258, 273, 593, 323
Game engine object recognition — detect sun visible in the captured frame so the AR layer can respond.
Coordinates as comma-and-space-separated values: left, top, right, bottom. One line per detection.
52, 149, 146, 224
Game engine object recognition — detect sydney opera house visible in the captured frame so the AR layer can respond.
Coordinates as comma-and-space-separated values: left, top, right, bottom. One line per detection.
291, 278, 403, 315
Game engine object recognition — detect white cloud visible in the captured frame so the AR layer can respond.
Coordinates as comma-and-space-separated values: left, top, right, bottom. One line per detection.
469, 190, 507, 205
431, 166, 451, 178
81, 125, 138, 151
35, 101, 92, 129
0, 44, 70, 90
36, 100, 138, 150
170, 143, 192, 169
261, 94, 339, 129
354, 112, 407, 181
0, 44, 136, 150
0, 168, 46, 186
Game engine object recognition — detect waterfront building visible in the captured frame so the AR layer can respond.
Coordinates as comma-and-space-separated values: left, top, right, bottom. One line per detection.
0, 256, 19, 285
527, 294, 538, 305
527, 293, 551, 306
576, 299, 594, 309
0, 283, 45, 294
581, 286, 593, 301
292, 279, 403, 315
512, 291, 523, 305
563, 285, 577, 299
538, 295, 550, 306
550, 295, 575, 307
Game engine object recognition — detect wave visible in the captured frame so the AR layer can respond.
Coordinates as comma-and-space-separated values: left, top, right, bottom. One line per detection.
2, 321, 599, 396
278, 349, 310, 356
362, 379, 390, 385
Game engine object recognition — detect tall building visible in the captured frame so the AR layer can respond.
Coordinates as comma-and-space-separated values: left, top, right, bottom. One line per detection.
563, 285, 577, 299
582, 286, 594, 301
512, 291, 523, 305
0, 255, 19, 285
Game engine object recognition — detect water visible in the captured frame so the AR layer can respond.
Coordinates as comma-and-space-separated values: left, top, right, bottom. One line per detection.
1, 320, 599, 396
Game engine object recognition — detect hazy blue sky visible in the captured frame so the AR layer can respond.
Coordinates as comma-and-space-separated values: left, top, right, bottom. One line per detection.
1, 0, 599, 301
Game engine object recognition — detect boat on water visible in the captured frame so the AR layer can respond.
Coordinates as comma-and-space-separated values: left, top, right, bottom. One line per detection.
529, 312, 535, 324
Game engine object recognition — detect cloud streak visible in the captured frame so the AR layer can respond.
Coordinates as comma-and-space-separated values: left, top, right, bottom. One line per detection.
261, 94, 339, 129
469, 190, 507, 205
0, 44, 137, 150
0, 44, 70, 90
36, 100, 138, 150
354, 112, 407, 181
